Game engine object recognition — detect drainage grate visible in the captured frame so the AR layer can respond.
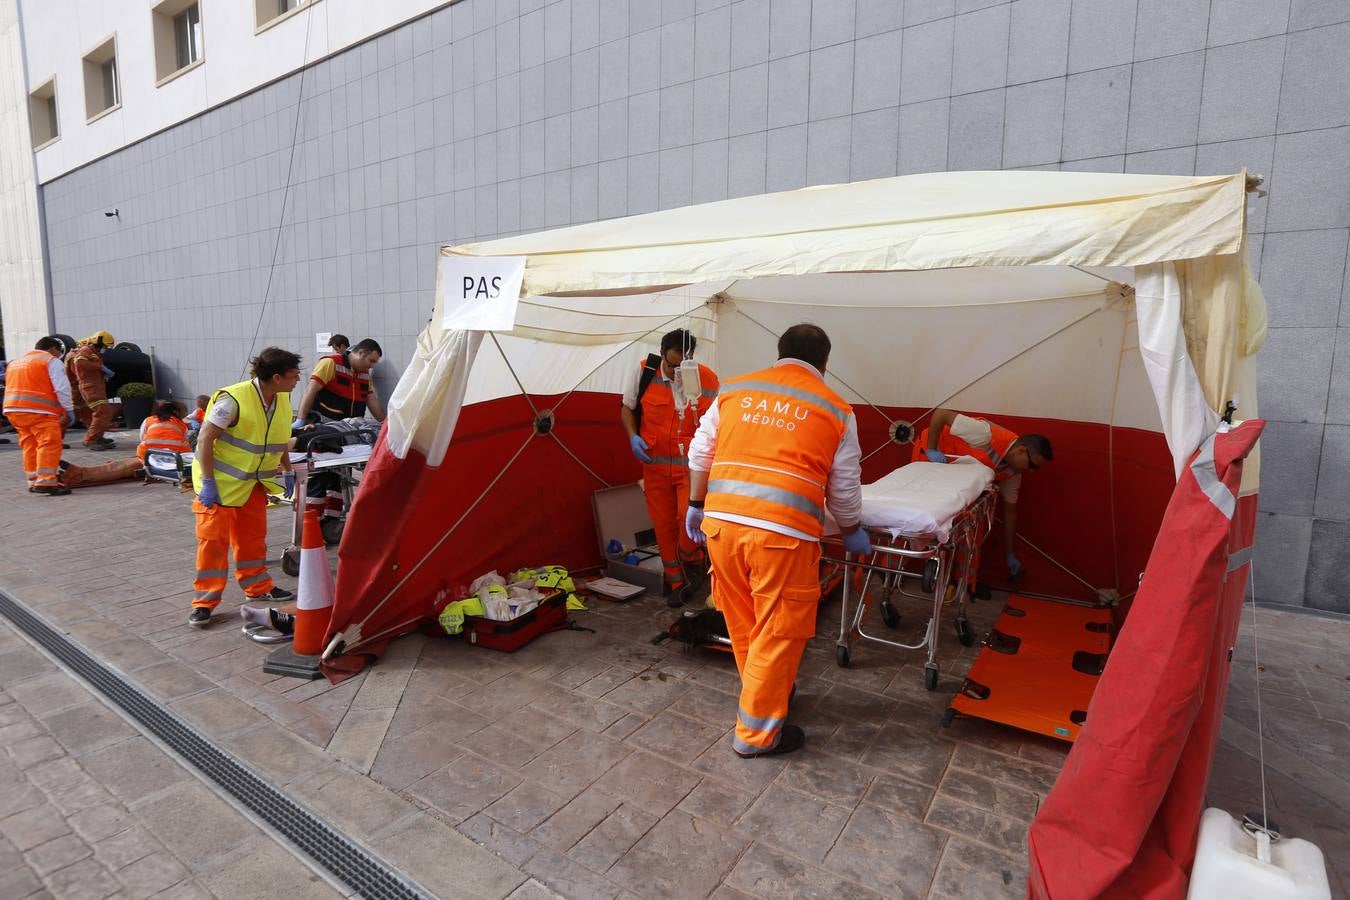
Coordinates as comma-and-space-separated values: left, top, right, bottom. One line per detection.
0, 588, 430, 900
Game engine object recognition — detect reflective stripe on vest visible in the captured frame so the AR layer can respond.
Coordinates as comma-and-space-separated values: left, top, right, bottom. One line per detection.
192, 380, 292, 507
140, 419, 191, 454
3, 351, 62, 415
930, 418, 1019, 478
704, 365, 849, 538
637, 361, 718, 458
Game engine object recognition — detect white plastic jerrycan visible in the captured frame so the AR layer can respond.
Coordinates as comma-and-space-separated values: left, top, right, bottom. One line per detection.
1187, 808, 1330, 900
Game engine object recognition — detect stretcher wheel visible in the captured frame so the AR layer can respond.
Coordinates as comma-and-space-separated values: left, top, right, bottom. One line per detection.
921, 559, 940, 593
880, 601, 900, 629
923, 664, 939, 692
955, 617, 974, 647
281, 547, 300, 578
835, 644, 850, 668
320, 516, 345, 546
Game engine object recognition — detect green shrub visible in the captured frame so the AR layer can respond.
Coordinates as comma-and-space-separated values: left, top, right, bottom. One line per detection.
116, 382, 155, 400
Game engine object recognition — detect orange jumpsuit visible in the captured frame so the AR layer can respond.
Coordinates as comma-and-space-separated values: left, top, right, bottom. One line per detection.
698, 363, 855, 754
66, 345, 113, 446
634, 361, 718, 592
3, 350, 70, 490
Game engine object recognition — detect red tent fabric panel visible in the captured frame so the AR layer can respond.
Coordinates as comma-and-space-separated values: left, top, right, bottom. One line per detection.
1026, 419, 1264, 899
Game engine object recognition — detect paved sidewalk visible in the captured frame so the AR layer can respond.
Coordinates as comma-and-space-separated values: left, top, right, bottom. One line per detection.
0, 435, 1346, 898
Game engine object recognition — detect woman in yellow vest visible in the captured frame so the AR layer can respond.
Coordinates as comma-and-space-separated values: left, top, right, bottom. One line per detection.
189, 348, 301, 627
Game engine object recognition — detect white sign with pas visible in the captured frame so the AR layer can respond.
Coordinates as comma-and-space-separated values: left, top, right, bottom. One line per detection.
439, 255, 526, 331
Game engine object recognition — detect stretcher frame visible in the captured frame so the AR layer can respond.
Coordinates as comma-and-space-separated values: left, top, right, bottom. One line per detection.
282, 446, 372, 575
822, 486, 998, 691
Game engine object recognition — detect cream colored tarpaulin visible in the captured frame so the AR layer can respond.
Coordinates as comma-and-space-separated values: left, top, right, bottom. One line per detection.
389, 171, 1260, 485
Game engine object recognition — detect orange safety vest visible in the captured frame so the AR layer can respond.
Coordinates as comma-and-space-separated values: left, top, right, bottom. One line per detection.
704, 364, 851, 538
637, 361, 719, 464
314, 352, 373, 420
137, 417, 191, 461
915, 418, 1020, 481
3, 350, 63, 416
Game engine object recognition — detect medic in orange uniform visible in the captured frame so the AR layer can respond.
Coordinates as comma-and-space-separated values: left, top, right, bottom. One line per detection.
912, 408, 1053, 581
686, 324, 869, 758
620, 329, 719, 607
3, 336, 76, 496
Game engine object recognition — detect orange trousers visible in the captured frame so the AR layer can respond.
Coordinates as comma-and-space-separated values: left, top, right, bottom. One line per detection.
192, 483, 274, 610
703, 517, 821, 753
642, 461, 703, 589
8, 412, 63, 488
77, 399, 114, 446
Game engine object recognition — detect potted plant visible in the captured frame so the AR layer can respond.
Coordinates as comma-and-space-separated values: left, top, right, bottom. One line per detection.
116, 382, 155, 430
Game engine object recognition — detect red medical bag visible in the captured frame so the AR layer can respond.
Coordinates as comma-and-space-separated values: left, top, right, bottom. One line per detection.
461, 589, 570, 652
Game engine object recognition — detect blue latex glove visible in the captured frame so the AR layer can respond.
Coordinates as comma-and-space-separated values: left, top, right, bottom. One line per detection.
1007, 552, 1023, 581
842, 527, 872, 555
198, 477, 221, 509
283, 472, 296, 498
629, 434, 653, 463
291, 416, 307, 431
100, 365, 114, 378
66, 411, 77, 427
924, 448, 948, 464
685, 506, 706, 544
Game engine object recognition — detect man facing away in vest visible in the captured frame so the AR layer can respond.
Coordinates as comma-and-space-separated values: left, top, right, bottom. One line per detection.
620, 328, 720, 607
3, 336, 76, 496
685, 324, 871, 757
913, 408, 1053, 582
188, 348, 301, 627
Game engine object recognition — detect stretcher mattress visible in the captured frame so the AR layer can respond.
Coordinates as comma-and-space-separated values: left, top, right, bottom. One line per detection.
174, 444, 374, 470
855, 458, 994, 541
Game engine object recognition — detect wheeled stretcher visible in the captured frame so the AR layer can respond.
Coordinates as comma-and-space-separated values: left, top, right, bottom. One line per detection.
281, 443, 373, 575
822, 459, 997, 691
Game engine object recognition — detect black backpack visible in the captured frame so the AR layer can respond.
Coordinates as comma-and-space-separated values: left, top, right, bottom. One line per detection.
630, 353, 662, 431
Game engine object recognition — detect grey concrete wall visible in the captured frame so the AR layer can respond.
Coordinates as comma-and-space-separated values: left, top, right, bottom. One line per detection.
37, 0, 1350, 612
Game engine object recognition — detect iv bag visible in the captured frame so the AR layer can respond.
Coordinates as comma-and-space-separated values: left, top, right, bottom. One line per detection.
676, 358, 702, 411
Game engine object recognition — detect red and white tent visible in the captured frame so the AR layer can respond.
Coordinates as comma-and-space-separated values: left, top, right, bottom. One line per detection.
320, 170, 1266, 895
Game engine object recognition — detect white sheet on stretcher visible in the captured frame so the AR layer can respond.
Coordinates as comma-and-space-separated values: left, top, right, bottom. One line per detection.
172, 443, 374, 471
826, 458, 994, 542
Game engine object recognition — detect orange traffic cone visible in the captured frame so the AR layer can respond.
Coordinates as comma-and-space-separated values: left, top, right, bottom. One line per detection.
292, 505, 335, 656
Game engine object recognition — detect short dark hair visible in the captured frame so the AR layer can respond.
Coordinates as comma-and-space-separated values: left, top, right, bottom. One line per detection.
777, 323, 831, 371
250, 347, 302, 381
328, 334, 350, 351
152, 399, 183, 421
659, 329, 695, 356
1020, 434, 1053, 461
35, 336, 64, 353
351, 338, 383, 356
195, 394, 210, 405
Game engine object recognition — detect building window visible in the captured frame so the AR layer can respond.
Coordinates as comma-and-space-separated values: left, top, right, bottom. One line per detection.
29, 79, 58, 149
82, 36, 120, 121
153, 0, 204, 84
255, 0, 317, 32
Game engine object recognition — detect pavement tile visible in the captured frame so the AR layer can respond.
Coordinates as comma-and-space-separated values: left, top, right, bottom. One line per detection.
458, 811, 543, 867
531, 785, 624, 851
373, 814, 528, 899
169, 690, 264, 737
519, 730, 632, 798
47, 778, 116, 817
863, 773, 936, 821
133, 782, 258, 873
460, 723, 561, 770
668, 682, 739, 727
8, 735, 64, 770
523, 847, 622, 900
68, 804, 134, 843
567, 803, 660, 872
626, 710, 725, 763
726, 842, 883, 899
91, 827, 162, 871
0, 866, 43, 899
591, 749, 701, 817
114, 851, 190, 897
7, 672, 96, 717
0, 803, 73, 851
26, 756, 89, 794
527, 691, 630, 734
602, 712, 649, 741
821, 803, 946, 898
25, 833, 93, 876
820, 718, 881, 762
369, 725, 466, 791
39, 703, 136, 756
409, 755, 523, 824
860, 722, 955, 786
925, 794, 1028, 856
576, 666, 636, 698
326, 706, 397, 774
781, 747, 876, 807
949, 744, 1061, 796
938, 767, 1039, 823
930, 837, 1025, 899
601, 672, 693, 716
484, 780, 574, 833
130, 661, 217, 703
607, 809, 750, 900
0, 647, 57, 686
287, 768, 420, 842
198, 839, 340, 900
80, 738, 191, 806
222, 723, 332, 786
44, 856, 118, 900
676, 778, 758, 828
736, 783, 851, 863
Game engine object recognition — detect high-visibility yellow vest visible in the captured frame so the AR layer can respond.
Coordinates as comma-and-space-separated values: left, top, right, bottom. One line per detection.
192, 380, 292, 507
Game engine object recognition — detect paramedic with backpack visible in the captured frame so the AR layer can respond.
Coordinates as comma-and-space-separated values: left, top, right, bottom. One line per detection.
685, 324, 870, 757
620, 329, 719, 606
